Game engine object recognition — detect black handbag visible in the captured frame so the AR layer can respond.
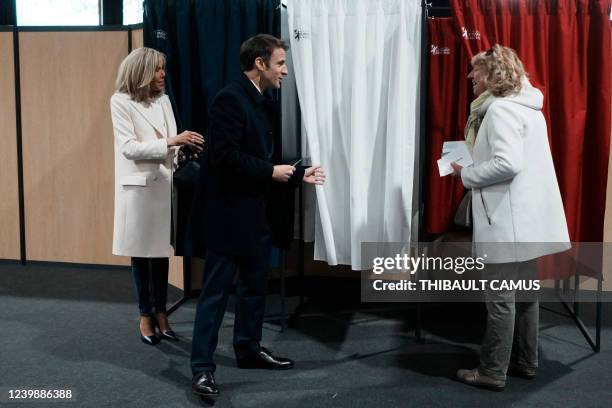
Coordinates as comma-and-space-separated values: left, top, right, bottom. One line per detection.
173, 150, 200, 188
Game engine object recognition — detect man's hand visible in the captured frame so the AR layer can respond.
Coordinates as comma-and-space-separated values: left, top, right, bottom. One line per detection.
272, 165, 295, 182
303, 166, 326, 185
450, 162, 463, 177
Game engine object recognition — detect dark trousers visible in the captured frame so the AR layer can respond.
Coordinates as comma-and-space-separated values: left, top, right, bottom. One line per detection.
191, 234, 272, 375
131, 257, 169, 317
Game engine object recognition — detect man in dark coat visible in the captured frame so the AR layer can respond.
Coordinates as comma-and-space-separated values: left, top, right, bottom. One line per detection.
191, 34, 325, 398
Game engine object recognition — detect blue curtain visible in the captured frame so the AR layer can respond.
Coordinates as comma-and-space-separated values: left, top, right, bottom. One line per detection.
143, 0, 280, 133
143, 0, 281, 257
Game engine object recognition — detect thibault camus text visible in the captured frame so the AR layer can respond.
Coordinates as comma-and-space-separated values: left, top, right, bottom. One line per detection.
372, 254, 486, 275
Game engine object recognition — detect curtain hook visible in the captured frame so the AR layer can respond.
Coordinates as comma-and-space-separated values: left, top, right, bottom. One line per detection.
424, 1, 433, 19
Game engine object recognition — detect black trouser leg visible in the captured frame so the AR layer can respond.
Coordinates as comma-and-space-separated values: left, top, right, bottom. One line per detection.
233, 234, 272, 351
131, 257, 153, 316
191, 250, 239, 374
151, 257, 169, 313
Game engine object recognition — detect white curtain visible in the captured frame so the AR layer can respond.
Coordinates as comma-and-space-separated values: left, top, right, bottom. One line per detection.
287, 0, 422, 270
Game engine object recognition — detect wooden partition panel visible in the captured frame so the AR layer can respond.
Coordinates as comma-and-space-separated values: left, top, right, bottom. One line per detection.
169, 256, 183, 289
0, 32, 21, 260
131, 28, 143, 50
601, 104, 612, 291
20, 31, 128, 265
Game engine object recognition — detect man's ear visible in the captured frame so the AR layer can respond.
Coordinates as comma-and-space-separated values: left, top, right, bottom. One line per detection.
254, 57, 266, 71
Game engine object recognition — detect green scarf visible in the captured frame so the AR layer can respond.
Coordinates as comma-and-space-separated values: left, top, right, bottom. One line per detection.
464, 90, 491, 150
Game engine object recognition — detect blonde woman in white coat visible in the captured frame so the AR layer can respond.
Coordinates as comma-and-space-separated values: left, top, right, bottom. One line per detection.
451, 45, 570, 391
111, 47, 204, 345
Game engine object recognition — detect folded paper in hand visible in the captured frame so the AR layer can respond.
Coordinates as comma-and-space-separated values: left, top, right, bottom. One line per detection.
437, 141, 473, 177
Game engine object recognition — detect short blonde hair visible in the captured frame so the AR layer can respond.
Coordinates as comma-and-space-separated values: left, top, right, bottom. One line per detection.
472, 44, 527, 97
115, 47, 166, 103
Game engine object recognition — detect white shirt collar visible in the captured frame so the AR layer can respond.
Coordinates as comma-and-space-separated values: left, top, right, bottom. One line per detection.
249, 78, 262, 94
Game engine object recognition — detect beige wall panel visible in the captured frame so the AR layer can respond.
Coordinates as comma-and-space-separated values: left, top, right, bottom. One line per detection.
169, 255, 183, 289
0, 32, 21, 260
599, 103, 612, 292
20, 31, 128, 265
131, 28, 143, 50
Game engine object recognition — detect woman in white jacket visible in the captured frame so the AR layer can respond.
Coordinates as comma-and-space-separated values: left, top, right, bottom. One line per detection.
451, 45, 570, 391
111, 47, 204, 345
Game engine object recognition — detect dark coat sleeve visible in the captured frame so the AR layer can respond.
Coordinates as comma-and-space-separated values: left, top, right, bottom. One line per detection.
209, 92, 274, 190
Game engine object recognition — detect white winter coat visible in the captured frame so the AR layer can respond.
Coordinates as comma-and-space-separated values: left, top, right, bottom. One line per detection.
461, 79, 570, 263
110, 92, 178, 257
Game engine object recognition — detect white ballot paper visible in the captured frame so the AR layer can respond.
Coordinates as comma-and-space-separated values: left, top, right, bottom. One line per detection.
437, 141, 473, 176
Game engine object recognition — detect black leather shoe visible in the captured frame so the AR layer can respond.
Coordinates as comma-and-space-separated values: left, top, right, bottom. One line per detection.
235, 346, 294, 370
192, 372, 219, 398
140, 333, 160, 346
154, 312, 178, 341
139, 316, 160, 346
158, 329, 179, 341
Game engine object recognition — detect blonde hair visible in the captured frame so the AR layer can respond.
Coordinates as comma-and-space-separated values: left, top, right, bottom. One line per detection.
471, 44, 527, 97
115, 47, 166, 103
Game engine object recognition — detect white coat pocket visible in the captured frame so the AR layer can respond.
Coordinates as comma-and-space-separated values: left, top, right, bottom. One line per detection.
120, 175, 147, 186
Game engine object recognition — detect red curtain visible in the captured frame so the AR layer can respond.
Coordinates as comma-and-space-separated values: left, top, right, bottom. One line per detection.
425, 18, 472, 234
449, 0, 612, 243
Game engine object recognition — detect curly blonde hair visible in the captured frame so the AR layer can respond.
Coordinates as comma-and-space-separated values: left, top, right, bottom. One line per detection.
115, 47, 166, 103
471, 44, 527, 97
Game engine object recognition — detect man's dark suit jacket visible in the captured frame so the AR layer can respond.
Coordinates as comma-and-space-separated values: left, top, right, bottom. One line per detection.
191, 73, 304, 257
